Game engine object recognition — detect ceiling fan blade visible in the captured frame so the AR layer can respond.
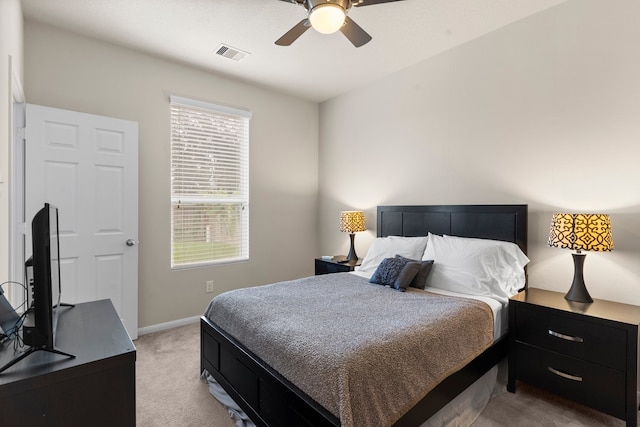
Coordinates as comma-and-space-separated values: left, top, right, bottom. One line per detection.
354, 0, 405, 6
275, 19, 311, 46
339, 16, 372, 47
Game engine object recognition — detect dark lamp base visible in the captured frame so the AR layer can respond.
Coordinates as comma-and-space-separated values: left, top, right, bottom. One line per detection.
346, 233, 358, 262
564, 252, 593, 303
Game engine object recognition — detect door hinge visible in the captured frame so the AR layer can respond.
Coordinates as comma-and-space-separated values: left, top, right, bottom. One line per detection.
17, 127, 26, 140
17, 222, 27, 235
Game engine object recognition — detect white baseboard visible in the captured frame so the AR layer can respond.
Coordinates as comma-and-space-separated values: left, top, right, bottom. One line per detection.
137, 315, 200, 337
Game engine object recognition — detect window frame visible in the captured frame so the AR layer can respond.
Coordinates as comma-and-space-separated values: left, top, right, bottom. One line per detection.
169, 95, 251, 269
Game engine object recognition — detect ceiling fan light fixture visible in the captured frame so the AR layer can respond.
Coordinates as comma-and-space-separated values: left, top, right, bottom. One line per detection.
309, 4, 346, 34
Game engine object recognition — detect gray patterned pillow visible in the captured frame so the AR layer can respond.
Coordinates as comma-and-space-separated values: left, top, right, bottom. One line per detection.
370, 257, 421, 291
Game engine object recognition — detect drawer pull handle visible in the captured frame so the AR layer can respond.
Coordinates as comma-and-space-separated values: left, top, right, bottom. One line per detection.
548, 329, 583, 343
548, 366, 583, 382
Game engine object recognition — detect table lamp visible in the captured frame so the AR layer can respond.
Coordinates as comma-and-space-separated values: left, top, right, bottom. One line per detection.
548, 213, 613, 303
339, 211, 366, 262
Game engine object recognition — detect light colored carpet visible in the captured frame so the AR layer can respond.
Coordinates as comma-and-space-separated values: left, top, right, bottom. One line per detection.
473, 383, 631, 427
135, 322, 235, 427
135, 322, 635, 426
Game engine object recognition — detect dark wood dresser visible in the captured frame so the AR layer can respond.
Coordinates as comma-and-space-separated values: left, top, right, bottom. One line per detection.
0, 299, 136, 426
508, 288, 640, 427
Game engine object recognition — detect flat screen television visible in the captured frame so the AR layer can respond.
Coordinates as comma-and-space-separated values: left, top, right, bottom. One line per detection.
0, 203, 74, 374
23, 203, 63, 348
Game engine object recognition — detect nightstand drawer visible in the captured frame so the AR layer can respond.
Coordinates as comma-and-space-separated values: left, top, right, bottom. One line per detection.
515, 305, 627, 371
314, 257, 360, 275
515, 342, 626, 418
315, 259, 350, 274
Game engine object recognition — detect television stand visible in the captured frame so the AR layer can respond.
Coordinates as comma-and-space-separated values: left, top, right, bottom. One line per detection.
56, 302, 75, 308
0, 302, 77, 374
0, 343, 75, 374
0, 299, 136, 426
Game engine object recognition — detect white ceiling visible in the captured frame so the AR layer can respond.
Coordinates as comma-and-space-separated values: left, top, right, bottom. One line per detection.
21, 0, 566, 103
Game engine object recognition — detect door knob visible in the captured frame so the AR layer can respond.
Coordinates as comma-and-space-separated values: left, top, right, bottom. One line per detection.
126, 239, 137, 247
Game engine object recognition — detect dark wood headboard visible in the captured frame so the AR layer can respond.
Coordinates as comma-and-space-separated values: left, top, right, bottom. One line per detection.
377, 205, 528, 255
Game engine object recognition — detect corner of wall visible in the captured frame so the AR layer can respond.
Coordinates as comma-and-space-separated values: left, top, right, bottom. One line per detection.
0, 0, 25, 290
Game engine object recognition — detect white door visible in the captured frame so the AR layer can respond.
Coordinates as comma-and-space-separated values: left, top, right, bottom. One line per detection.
25, 104, 139, 339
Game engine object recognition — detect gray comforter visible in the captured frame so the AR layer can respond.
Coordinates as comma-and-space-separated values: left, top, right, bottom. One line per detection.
205, 273, 494, 427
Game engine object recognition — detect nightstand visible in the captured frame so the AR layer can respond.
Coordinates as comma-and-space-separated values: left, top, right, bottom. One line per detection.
508, 288, 640, 427
314, 256, 361, 275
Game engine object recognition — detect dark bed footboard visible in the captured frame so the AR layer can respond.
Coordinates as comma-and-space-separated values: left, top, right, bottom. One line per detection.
201, 316, 340, 427
201, 315, 507, 427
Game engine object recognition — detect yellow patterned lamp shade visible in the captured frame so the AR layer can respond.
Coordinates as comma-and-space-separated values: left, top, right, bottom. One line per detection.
548, 213, 613, 303
339, 211, 366, 262
548, 213, 613, 252
339, 211, 366, 234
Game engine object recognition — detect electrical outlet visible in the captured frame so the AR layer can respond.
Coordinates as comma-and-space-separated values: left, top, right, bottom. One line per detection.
205, 280, 214, 293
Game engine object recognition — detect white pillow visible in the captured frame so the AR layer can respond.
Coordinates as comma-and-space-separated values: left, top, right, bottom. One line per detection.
422, 233, 529, 301
357, 236, 429, 274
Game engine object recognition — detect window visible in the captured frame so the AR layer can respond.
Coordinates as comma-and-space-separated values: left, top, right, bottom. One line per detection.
170, 96, 250, 268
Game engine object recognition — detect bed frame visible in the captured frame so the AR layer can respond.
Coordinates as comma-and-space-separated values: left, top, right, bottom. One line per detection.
201, 204, 528, 427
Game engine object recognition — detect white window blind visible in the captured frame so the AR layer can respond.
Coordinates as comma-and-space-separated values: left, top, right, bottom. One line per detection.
170, 96, 250, 268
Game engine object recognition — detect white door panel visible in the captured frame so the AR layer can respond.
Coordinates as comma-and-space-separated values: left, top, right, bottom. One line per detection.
25, 104, 139, 339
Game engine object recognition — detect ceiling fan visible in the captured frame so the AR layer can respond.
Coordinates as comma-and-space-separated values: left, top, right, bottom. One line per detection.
275, 0, 405, 48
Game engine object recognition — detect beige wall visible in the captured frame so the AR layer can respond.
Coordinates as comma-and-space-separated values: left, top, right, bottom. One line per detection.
0, 0, 23, 290
319, 0, 640, 305
16, 0, 640, 327
24, 21, 319, 328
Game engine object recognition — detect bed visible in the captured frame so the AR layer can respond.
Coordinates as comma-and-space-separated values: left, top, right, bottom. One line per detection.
201, 204, 528, 427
